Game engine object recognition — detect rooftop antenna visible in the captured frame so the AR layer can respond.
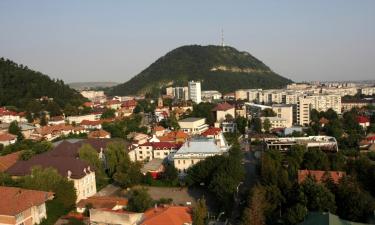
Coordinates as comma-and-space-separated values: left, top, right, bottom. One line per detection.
221, 28, 225, 47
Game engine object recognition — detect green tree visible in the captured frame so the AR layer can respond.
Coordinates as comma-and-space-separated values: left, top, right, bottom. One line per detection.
261, 108, 276, 117
302, 149, 330, 170
101, 108, 116, 119
78, 144, 107, 188
127, 188, 153, 212
284, 203, 307, 225
241, 185, 267, 225
263, 118, 271, 133
251, 118, 262, 133
22, 167, 76, 208
19, 150, 35, 160
8, 121, 24, 141
336, 177, 375, 222
193, 197, 208, 225
235, 116, 248, 134
301, 177, 336, 212
45, 101, 62, 116
105, 141, 127, 176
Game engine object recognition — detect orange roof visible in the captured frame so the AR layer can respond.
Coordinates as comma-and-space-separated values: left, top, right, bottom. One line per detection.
141, 206, 192, 225
0, 151, 22, 172
158, 136, 175, 142
88, 130, 110, 138
0, 132, 17, 142
154, 126, 165, 132
0, 186, 53, 216
298, 170, 346, 184
202, 127, 222, 136
77, 196, 128, 209
212, 102, 234, 111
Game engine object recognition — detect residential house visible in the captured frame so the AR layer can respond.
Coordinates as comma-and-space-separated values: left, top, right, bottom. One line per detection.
76, 196, 128, 213
130, 142, 181, 162
106, 100, 122, 110
357, 116, 370, 129
140, 206, 192, 225
158, 130, 188, 144
153, 126, 166, 137
88, 129, 111, 139
0, 133, 17, 146
0, 186, 54, 225
0, 108, 22, 123
260, 117, 288, 130
212, 102, 235, 122
48, 116, 65, 125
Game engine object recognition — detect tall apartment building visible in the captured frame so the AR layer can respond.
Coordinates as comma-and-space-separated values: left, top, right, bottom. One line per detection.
305, 95, 342, 114
165, 86, 189, 100
295, 97, 313, 126
188, 81, 202, 103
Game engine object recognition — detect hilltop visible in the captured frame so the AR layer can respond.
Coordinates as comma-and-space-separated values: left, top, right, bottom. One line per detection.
110, 45, 292, 96
0, 58, 86, 109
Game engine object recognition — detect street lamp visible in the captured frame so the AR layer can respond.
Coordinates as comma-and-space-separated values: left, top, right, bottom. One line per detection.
217, 212, 225, 222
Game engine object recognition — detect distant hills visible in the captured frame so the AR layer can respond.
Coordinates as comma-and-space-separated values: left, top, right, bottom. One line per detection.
0, 58, 86, 109
110, 45, 292, 96
68, 82, 118, 91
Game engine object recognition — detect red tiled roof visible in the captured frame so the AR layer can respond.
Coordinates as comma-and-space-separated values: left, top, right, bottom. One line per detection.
88, 130, 111, 138
0, 151, 22, 172
298, 170, 346, 184
0, 107, 18, 116
0, 132, 17, 142
0, 186, 53, 216
212, 102, 234, 111
154, 126, 165, 132
202, 127, 222, 136
121, 100, 137, 108
357, 116, 370, 124
367, 136, 375, 141
81, 120, 102, 126
106, 100, 121, 105
141, 206, 192, 225
139, 142, 181, 150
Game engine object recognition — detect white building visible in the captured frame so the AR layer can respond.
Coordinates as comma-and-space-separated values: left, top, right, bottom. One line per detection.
201, 90, 222, 102
260, 117, 288, 130
305, 94, 342, 114
188, 81, 202, 103
173, 138, 228, 174
178, 117, 208, 134
272, 104, 293, 128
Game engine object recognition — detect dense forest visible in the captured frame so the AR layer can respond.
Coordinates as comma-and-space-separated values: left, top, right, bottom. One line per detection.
110, 45, 292, 96
0, 58, 86, 109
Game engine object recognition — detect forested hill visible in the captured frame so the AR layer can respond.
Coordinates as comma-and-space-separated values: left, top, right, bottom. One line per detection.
110, 45, 292, 96
0, 58, 85, 109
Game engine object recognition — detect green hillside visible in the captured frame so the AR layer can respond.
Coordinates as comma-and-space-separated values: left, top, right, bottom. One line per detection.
110, 45, 292, 95
0, 57, 85, 109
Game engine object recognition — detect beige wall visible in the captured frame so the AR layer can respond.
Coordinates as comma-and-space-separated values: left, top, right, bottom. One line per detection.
72, 172, 97, 202
272, 105, 293, 128
216, 108, 235, 122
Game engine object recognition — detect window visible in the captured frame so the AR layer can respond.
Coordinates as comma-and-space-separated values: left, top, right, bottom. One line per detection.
140, 156, 143, 159
178, 160, 180, 164
156, 152, 160, 156
139, 151, 143, 154
164, 152, 168, 156
183, 160, 185, 164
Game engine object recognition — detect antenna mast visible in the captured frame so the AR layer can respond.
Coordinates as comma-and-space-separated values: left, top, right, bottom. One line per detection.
221, 28, 225, 47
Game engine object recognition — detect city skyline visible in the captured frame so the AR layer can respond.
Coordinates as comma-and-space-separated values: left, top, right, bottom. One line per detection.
0, 0, 374, 83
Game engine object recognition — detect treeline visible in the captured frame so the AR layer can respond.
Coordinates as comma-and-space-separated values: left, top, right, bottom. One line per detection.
241, 146, 375, 225
0, 58, 86, 110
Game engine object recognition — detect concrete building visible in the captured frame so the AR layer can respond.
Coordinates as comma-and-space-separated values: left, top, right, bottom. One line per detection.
361, 87, 375, 96
263, 136, 338, 152
201, 90, 222, 102
89, 208, 143, 225
173, 138, 228, 174
188, 81, 201, 103
260, 117, 288, 130
272, 104, 293, 128
296, 97, 313, 126
178, 117, 208, 134
305, 95, 342, 114
166, 86, 189, 100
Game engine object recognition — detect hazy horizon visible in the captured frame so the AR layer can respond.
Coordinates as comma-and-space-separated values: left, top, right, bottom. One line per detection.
1, 0, 374, 84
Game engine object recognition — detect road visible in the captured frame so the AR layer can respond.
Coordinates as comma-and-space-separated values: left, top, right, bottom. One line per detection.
229, 140, 260, 224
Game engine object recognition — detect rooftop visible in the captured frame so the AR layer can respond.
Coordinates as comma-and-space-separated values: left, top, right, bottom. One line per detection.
0, 186, 53, 216
175, 138, 224, 155
178, 117, 205, 123
141, 206, 192, 225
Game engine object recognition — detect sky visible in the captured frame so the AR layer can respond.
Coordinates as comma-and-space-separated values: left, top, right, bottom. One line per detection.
0, 0, 374, 83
